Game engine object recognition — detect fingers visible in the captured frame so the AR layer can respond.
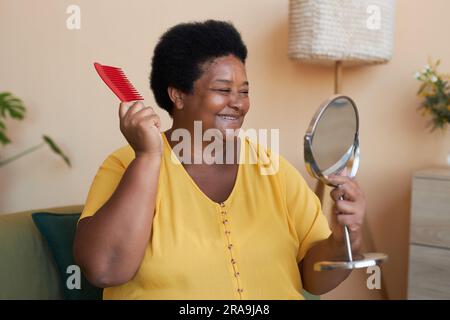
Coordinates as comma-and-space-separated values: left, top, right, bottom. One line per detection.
332, 199, 355, 215
331, 195, 365, 230
119, 101, 136, 119
120, 106, 161, 137
327, 174, 353, 186
119, 102, 159, 125
330, 183, 358, 201
334, 209, 362, 232
331, 199, 363, 231
330, 186, 345, 201
131, 108, 160, 127
119, 101, 146, 120
328, 175, 363, 201
132, 106, 158, 119
330, 181, 365, 217
138, 114, 161, 130
329, 170, 365, 249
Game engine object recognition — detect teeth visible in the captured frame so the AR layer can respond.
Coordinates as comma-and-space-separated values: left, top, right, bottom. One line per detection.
219, 115, 238, 120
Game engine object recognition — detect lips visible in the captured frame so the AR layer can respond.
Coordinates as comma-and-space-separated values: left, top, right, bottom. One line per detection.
217, 114, 241, 121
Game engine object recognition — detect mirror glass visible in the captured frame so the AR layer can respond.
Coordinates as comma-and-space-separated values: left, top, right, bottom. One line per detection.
311, 97, 357, 176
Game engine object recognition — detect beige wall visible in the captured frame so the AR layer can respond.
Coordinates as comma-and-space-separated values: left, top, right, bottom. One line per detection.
1, 0, 449, 300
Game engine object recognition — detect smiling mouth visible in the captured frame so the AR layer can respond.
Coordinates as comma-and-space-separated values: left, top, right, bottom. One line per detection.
217, 114, 241, 121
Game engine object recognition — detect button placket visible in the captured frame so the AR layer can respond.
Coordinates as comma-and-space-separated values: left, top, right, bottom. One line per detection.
219, 202, 244, 298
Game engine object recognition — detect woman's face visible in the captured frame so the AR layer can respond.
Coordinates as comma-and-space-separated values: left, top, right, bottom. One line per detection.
176, 54, 250, 138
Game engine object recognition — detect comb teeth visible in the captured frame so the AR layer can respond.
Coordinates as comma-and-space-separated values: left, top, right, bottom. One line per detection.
94, 62, 144, 102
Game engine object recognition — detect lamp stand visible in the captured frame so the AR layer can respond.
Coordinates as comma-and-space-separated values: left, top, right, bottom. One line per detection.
334, 60, 343, 94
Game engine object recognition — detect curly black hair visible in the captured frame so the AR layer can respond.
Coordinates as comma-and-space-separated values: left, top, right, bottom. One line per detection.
150, 20, 248, 116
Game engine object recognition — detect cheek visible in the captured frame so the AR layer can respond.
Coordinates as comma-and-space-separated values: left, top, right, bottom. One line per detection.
208, 95, 227, 111
242, 98, 250, 114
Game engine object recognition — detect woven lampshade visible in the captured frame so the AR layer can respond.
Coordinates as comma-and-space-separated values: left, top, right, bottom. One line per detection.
288, 0, 396, 66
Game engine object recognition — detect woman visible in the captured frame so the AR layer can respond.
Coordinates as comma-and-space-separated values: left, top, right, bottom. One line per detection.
74, 20, 366, 300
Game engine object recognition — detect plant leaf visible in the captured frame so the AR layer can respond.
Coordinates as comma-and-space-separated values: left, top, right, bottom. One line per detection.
0, 92, 12, 100
0, 92, 26, 121
416, 58, 450, 132
0, 131, 11, 145
42, 135, 71, 167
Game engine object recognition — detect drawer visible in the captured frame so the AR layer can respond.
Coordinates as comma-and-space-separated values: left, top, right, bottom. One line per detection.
410, 176, 450, 248
408, 244, 450, 299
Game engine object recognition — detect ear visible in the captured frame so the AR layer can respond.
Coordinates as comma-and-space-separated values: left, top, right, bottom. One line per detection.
167, 87, 185, 110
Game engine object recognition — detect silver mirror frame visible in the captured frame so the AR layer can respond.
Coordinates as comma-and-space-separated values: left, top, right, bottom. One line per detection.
304, 94, 360, 185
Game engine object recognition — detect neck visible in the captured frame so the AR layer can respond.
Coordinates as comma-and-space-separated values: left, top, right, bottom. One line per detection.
164, 126, 241, 166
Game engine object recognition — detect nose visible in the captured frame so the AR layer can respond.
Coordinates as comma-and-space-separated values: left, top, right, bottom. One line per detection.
228, 91, 245, 111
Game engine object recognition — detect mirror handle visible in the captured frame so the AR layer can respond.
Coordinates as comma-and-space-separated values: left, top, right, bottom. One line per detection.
338, 194, 354, 262
343, 225, 353, 262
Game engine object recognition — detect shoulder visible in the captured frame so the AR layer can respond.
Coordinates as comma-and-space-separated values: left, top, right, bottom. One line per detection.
101, 144, 135, 171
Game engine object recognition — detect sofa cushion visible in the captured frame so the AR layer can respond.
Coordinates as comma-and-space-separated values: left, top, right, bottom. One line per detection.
0, 211, 63, 299
32, 212, 102, 300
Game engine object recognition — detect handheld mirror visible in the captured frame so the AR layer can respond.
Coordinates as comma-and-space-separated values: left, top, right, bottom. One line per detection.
304, 95, 388, 271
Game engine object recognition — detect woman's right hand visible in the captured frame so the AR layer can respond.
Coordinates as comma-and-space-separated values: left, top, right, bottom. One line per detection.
119, 101, 163, 158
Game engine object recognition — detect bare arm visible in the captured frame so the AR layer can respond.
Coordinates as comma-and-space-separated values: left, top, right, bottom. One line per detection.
301, 173, 365, 295
73, 101, 163, 288
300, 235, 353, 295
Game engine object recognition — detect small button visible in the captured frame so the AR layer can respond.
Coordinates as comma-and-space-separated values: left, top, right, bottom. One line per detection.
221, 211, 227, 215
237, 288, 244, 293
228, 244, 233, 249
225, 231, 231, 235
231, 259, 237, 264
220, 202, 225, 208
234, 272, 240, 277
223, 219, 228, 224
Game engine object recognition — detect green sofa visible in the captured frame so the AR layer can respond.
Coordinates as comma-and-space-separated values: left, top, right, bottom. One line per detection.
0, 205, 85, 299
0, 205, 318, 300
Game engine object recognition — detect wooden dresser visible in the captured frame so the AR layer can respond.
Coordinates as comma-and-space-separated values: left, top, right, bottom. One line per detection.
408, 167, 450, 299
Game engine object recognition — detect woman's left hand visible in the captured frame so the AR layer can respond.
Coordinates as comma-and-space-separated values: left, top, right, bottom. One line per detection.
327, 171, 366, 255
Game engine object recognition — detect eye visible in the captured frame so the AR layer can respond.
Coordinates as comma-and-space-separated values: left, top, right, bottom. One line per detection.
212, 88, 231, 94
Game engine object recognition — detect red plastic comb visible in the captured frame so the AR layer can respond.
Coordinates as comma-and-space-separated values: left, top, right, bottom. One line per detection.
94, 62, 143, 102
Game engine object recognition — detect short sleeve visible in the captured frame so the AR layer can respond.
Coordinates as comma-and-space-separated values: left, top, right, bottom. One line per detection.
79, 145, 134, 221
281, 157, 332, 263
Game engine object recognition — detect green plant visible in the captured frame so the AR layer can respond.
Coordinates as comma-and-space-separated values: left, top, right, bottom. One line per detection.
0, 92, 71, 167
414, 58, 450, 131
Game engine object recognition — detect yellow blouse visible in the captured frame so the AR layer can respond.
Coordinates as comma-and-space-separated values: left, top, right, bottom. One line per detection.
79, 133, 331, 300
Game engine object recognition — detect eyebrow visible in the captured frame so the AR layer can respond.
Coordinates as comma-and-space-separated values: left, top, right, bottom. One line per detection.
213, 79, 249, 86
